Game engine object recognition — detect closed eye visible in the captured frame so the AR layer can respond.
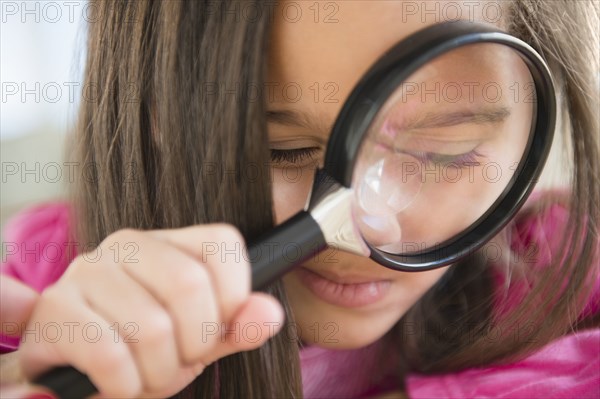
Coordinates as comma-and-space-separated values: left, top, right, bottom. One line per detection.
270, 147, 321, 164
409, 149, 483, 168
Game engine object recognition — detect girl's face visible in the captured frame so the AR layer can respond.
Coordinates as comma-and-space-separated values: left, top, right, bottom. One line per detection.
266, 1, 506, 349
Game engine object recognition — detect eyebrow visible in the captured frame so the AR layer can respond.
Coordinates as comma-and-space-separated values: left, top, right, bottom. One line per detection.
266, 109, 332, 135
401, 107, 512, 130
267, 107, 512, 133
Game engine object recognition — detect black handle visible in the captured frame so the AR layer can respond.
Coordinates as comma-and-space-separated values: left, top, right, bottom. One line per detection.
249, 210, 327, 289
33, 211, 326, 398
33, 366, 96, 398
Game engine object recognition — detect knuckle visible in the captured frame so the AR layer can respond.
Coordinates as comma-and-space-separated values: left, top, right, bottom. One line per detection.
171, 263, 211, 297
92, 354, 141, 398
60, 254, 91, 278
60, 252, 109, 282
92, 343, 131, 375
37, 285, 76, 314
210, 224, 250, 272
40, 284, 65, 304
106, 228, 142, 247
139, 312, 173, 347
211, 224, 246, 248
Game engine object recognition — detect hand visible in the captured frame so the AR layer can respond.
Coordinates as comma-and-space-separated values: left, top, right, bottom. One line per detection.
0, 276, 55, 398
18, 225, 284, 398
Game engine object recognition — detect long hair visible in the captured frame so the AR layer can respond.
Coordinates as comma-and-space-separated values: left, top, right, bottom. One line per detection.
71, 1, 302, 397
70, 0, 598, 397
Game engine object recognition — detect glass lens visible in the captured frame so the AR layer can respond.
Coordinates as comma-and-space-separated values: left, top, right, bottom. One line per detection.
352, 43, 535, 253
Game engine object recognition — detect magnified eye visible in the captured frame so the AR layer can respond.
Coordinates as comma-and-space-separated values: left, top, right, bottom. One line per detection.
270, 147, 321, 166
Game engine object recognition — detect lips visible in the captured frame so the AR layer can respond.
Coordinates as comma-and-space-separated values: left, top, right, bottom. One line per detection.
295, 266, 392, 308
303, 267, 390, 285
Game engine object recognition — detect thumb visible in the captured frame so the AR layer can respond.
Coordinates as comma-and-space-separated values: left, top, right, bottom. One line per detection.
206, 293, 285, 363
0, 276, 39, 338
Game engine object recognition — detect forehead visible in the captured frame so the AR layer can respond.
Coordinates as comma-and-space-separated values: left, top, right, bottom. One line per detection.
266, 1, 504, 128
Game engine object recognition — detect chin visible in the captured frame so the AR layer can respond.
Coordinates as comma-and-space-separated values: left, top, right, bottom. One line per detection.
297, 316, 398, 350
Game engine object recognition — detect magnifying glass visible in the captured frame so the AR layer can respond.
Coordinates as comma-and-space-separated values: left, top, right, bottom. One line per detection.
35, 20, 556, 397
250, 20, 555, 285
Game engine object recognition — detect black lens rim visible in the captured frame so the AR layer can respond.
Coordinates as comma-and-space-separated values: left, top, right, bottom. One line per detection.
322, 20, 556, 271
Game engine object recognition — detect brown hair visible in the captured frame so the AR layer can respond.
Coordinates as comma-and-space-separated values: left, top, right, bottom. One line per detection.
70, 1, 598, 397
71, 1, 301, 397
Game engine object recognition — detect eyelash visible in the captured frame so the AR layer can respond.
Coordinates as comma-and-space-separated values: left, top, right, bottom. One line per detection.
412, 150, 483, 168
270, 147, 320, 164
269, 147, 481, 169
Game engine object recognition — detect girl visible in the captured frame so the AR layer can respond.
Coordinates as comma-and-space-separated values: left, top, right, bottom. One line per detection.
1, 1, 598, 398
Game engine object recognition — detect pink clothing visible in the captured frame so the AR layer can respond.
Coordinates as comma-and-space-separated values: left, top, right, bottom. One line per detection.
1, 201, 73, 292
301, 331, 600, 399
1, 201, 599, 398
405, 329, 599, 399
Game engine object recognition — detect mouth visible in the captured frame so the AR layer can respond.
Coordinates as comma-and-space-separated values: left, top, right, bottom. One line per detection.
295, 266, 393, 308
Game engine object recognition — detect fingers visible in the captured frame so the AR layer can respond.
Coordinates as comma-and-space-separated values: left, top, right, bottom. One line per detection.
0, 276, 39, 337
111, 230, 221, 366
204, 292, 284, 364
19, 286, 142, 398
17, 224, 285, 399
76, 262, 181, 392
131, 225, 285, 367
148, 224, 251, 322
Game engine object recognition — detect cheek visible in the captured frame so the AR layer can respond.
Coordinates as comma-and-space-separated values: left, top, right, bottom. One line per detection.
272, 167, 315, 224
